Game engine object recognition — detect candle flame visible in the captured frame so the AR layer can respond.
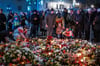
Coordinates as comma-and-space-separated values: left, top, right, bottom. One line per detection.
77, 53, 81, 57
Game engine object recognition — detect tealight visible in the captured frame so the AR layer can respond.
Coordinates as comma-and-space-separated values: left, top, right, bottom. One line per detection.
48, 52, 52, 55
77, 53, 82, 57
81, 59, 84, 62
59, 45, 62, 48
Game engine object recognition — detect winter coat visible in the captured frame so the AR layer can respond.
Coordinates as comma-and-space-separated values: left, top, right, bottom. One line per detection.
31, 14, 40, 25
0, 13, 6, 31
93, 13, 100, 31
46, 14, 56, 28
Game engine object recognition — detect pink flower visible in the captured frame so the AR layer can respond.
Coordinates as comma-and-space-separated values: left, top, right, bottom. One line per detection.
22, 56, 26, 59
12, 59, 16, 62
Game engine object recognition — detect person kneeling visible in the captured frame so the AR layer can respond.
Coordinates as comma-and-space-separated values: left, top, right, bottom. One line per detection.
63, 28, 74, 39
13, 26, 26, 40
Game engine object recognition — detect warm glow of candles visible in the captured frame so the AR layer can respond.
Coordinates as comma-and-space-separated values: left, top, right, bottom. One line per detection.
32, 40, 34, 43
59, 45, 62, 48
75, 39, 79, 42
88, 49, 91, 52
77, 53, 82, 57
42, 47, 45, 50
48, 52, 52, 55
81, 59, 84, 62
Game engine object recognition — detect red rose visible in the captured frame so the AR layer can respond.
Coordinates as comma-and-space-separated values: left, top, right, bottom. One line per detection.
47, 36, 53, 40
92, 47, 96, 51
9, 63, 13, 66
16, 39, 20, 41
26, 44, 30, 47
26, 39, 29, 42
18, 29, 23, 33
3, 45, 6, 48
0, 55, 2, 58
51, 49, 54, 52
26, 59, 30, 63
63, 50, 66, 54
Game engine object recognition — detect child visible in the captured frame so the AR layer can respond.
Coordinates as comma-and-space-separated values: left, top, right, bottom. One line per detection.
63, 27, 74, 39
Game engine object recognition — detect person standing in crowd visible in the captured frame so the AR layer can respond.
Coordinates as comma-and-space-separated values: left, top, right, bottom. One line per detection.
80, 9, 85, 35
27, 11, 32, 23
62, 8, 68, 28
12, 13, 20, 30
46, 9, 56, 36
20, 12, 27, 27
45, 9, 50, 16
74, 10, 83, 39
56, 12, 64, 38
7, 10, 14, 31
0, 8, 6, 31
67, 9, 75, 26
93, 9, 100, 42
30, 10, 40, 38
40, 11, 46, 36
84, 9, 94, 41
67, 9, 76, 36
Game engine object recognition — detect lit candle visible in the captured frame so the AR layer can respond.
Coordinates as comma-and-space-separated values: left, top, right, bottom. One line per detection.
83, 57, 86, 61
77, 53, 82, 57
42, 47, 45, 50
88, 49, 91, 52
75, 39, 79, 42
59, 45, 62, 49
81, 59, 84, 62
48, 52, 52, 55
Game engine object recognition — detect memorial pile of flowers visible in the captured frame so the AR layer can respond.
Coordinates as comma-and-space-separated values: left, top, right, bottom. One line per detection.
0, 36, 99, 66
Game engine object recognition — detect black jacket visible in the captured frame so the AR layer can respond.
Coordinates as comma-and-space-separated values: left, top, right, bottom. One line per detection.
94, 13, 100, 31
31, 14, 40, 25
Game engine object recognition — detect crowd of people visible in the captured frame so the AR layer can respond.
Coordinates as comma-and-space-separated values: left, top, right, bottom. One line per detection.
0, 7, 100, 43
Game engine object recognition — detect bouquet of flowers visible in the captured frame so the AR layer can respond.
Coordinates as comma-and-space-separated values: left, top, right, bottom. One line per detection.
4, 47, 35, 65
0, 37, 99, 66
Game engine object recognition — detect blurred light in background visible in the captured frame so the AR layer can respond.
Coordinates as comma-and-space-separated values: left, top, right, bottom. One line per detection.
48, 2, 70, 9
34, 2, 36, 4
29, 2, 31, 5
41, 0, 43, 5
75, 3, 80, 6
26, 0, 30, 2
27, 6, 31, 11
73, 0, 76, 7
91, 5, 94, 8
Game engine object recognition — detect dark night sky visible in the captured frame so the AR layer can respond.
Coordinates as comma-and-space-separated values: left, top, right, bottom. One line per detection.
77, 0, 86, 4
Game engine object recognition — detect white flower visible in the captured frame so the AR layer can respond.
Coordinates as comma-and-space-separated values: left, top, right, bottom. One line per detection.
7, 52, 10, 55
25, 52, 28, 55
22, 47, 30, 51
11, 45, 16, 48
10, 54, 13, 57
16, 50, 22, 54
